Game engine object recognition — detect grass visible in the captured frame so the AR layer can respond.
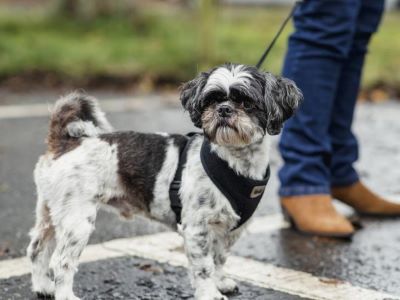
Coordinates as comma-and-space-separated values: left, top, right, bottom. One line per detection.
363, 11, 400, 88
0, 6, 399, 89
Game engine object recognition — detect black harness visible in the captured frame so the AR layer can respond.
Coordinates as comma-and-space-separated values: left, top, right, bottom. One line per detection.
169, 133, 270, 230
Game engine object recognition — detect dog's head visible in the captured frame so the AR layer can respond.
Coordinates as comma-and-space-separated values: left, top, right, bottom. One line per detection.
180, 63, 302, 146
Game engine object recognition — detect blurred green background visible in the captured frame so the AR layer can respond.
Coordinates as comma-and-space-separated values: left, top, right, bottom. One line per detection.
0, 0, 399, 99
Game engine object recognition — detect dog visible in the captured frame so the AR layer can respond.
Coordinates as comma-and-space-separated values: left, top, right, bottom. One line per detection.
27, 63, 302, 300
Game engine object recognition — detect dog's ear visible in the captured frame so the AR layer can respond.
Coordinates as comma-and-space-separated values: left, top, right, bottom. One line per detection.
180, 71, 209, 128
263, 73, 303, 135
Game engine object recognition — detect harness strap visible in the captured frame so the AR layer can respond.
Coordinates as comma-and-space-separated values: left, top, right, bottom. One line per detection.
169, 133, 199, 224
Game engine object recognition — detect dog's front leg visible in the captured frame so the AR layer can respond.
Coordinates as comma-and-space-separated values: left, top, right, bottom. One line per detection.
212, 231, 240, 295
182, 221, 228, 300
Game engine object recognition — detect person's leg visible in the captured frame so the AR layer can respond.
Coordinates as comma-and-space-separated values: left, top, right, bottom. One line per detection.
331, 0, 400, 216
279, 0, 361, 197
329, 0, 384, 187
278, 0, 362, 236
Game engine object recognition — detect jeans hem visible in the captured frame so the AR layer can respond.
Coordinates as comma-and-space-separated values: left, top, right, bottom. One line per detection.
331, 173, 359, 188
279, 185, 330, 197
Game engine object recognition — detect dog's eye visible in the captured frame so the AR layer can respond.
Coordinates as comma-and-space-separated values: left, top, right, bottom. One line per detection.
242, 101, 253, 110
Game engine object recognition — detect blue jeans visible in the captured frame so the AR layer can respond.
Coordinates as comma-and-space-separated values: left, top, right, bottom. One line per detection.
279, 0, 384, 197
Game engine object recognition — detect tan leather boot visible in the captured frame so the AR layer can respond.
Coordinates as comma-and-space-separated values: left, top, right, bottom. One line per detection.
332, 181, 400, 216
281, 195, 354, 238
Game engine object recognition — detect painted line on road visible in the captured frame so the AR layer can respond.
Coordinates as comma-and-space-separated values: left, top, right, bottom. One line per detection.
245, 213, 290, 234
0, 214, 397, 300
0, 214, 288, 280
0, 95, 179, 120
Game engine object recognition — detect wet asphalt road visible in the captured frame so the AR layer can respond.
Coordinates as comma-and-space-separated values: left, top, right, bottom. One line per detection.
0, 256, 304, 300
1, 93, 400, 299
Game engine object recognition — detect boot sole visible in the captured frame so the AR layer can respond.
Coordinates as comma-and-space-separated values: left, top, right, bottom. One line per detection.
357, 211, 400, 218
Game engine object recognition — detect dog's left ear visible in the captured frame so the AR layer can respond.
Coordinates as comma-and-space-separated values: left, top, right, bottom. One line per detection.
180, 71, 209, 128
263, 73, 303, 135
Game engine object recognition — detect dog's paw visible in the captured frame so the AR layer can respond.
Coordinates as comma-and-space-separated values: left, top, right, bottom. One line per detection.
198, 294, 228, 300
196, 288, 228, 300
214, 295, 228, 300
217, 277, 239, 294
32, 276, 55, 298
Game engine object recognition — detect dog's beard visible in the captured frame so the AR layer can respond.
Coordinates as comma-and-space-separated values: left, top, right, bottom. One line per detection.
201, 107, 264, 146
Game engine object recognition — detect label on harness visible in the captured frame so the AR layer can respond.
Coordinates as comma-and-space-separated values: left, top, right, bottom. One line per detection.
250, 186, 266, 199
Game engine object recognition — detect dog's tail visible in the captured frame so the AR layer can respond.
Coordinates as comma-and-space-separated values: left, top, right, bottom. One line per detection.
47, 92, 113, 155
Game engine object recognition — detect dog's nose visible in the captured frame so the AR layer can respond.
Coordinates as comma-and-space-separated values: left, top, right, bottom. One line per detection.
217, 105, 233, 117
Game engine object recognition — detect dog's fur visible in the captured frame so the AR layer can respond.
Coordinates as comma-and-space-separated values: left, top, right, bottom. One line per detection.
27, 63, 302, 300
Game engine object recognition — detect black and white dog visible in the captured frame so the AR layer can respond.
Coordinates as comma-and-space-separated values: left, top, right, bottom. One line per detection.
27, 63, 302, 300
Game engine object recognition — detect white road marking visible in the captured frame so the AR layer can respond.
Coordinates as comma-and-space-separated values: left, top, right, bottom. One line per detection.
0, 95, 179, 120
0, 214, 286, 279
0, 256, 31, 280
0, 215, 398, 300
245, 213, 290, 234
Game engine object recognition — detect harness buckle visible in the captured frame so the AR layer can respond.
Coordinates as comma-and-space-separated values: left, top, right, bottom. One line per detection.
170, 181, 181, 190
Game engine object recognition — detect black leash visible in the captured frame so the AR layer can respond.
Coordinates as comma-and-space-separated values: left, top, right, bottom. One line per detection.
256, 1, 303, 69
